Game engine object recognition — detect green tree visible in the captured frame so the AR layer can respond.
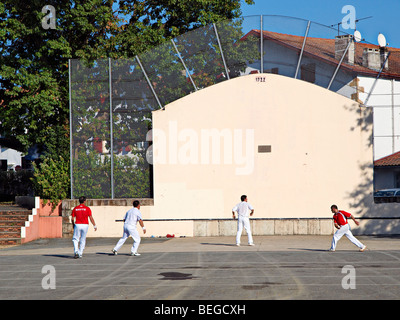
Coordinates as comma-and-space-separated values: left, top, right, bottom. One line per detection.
112, 0, 254, 58
0, 0, 254, 200
0, 1, 120, 156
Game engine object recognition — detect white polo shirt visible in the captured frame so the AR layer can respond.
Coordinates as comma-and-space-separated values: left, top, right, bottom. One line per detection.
124, 207, 142, 226
233, 201, 254, 218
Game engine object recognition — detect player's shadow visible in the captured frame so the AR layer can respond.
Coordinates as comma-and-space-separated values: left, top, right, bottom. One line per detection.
200, 242, 237, 247
95, 252, 133, 256
289, 248, 328, 252
42, 254, 75, 259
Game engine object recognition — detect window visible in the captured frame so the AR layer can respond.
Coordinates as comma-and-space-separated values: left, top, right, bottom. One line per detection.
301, 63, 316, 83
395, 171, 400, 188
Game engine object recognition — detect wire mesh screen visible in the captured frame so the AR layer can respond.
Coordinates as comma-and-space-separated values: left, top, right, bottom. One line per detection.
217, 16, 261, 78
138, 40, 193, 107
70, 59, 158, 199
70, 15, 395, 198
262, 16, 310, 78
173, 23, 225, 88
111, 59, 156, 198
70, 59, 112, 199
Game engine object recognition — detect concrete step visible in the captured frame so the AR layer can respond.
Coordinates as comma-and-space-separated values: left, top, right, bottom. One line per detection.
0, 238, 21, 245
0, 207, 31, 246
0, 230, 21, 238
0, 220, 26, 227
0, 210, 31, 216
0, 225, 23, 232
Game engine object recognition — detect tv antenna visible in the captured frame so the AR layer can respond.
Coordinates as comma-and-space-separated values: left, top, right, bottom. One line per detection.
330, 16, 373, 36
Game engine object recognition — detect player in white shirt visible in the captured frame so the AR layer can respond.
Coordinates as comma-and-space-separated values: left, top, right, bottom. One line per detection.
112, 200, 146, 256
232, 195, 254, 246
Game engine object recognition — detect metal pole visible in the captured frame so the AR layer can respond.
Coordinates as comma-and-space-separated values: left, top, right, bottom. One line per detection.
108, 58, 114, 199
327, 37, 353, 90
68, 59, 73, 199
295, 20, 311, 79
260, 15, 263, 73
364, 51, 391, 106
364, 51, 390, 106
171, 39, 198, 91
135, 55, 164, 109
213, 22, 230, 80
392, 79, 395, 154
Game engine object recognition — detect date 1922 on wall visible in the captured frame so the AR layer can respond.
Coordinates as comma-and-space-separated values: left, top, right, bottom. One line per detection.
255, 76, 266, 82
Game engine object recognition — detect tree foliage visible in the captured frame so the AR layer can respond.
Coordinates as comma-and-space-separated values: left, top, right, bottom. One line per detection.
32, 155, 70, 209
0, 0, 254, 200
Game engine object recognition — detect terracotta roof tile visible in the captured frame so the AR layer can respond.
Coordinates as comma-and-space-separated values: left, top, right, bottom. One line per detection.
374, 151, 400, 166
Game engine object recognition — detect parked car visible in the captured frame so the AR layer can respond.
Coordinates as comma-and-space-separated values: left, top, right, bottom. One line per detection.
374, 188, 400, 203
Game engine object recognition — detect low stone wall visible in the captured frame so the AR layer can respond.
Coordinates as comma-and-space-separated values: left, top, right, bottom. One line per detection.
193, 218, 334, 236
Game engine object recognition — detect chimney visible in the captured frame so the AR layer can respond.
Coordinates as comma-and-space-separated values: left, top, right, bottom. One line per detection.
362, 47, 389, 71
335, 35, 355, 65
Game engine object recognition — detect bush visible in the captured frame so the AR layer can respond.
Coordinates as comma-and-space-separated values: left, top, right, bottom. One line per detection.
31, 155, 70, 210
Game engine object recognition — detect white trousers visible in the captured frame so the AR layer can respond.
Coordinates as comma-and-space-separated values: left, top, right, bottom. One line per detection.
330, 223, 364, 250
236, 216, 253, 245
113, 224, 141, 253
72, 224, 89, 256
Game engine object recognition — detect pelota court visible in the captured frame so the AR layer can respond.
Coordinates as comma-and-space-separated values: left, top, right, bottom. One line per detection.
0, 235, 399, 300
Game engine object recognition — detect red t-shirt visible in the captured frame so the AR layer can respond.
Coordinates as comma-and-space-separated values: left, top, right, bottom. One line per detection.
333, 210, 351, 226
72, 204, 92, 224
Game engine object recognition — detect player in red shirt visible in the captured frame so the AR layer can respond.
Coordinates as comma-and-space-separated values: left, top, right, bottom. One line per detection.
71, 196, 97, 258
329, 204, 366, 252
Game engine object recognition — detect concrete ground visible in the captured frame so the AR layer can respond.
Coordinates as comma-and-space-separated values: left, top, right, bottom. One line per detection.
0, 235, 399, 301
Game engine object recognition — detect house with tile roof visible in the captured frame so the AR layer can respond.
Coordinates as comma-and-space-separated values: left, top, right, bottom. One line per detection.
242, 29, 400, 162
374, 151, 400, 191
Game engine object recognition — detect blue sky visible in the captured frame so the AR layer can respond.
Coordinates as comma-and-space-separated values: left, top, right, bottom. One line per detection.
240, 0, 400, 48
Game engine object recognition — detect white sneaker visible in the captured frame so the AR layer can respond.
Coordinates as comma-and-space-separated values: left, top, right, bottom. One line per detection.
359, 245, 367, 252
249, 243, 255, 246
111, 249, 117, 255
131, 252, 141, 256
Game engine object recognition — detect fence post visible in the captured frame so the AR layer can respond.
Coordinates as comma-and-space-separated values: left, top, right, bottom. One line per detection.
68, 59, 73, 199
171, 39, 198, 91
260, 15, 263, 73
295, 20, 311, 79
135, 55, 164, 110
213, 22, 230, 80
109, 58, 114, 199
